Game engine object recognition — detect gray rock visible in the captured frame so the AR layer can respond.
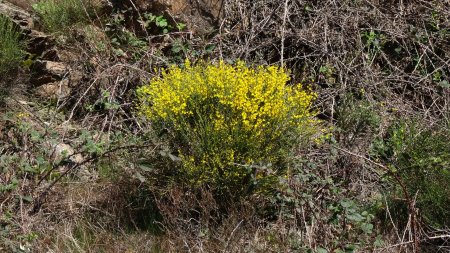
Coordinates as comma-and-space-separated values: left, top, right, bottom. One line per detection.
0, 1, 33, 29
34, 79, 71, 99
49, 142, 84, 164
31, 60, 69, 86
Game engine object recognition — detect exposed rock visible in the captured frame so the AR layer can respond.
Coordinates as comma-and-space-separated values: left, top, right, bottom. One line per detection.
133, 0, 223, 19
0, 1, 33, 29
4, 0, 36, 12
37, 61, 68, 76
120, 0, 224, 34
166, 0, 224, 33
27, 30, 54, 56
34, 79, 70, 99
40, 49, 61, 61
183, 0, 224, 33
50, 142, 84, 164
69, 70, 83, 86
31, 60, 69, 86
1, 2, 54, 56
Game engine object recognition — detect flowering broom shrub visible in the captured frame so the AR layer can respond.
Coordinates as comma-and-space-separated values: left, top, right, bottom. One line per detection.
137, 60, 319, 194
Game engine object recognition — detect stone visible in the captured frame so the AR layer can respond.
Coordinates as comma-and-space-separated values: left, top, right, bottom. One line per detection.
69, 70, 83, 86
31, 60, 69, 86
117, 0, 224, 34
4, 0, 36, 12
40, 49, 61, 61
39, 61, 68, 76
27, 30, 54, 56
34, 79, 71, 99
50, 142, 83, 164
0, 1, 33, 29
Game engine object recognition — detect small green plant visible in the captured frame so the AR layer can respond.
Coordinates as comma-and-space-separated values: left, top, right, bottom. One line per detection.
0, 15, 24, 75
362, 30, 385, 62
142, 13, 185, 34
137, 60, 320, 196
318, 64, 336, 85
105, 12, 148, 59
33, 0, 94, 33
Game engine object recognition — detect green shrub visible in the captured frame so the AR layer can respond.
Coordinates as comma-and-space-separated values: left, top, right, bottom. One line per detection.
0, 15, 24, 75
137, 60, 320, 196
33, 0, 94, 33
372, 120, 450, 228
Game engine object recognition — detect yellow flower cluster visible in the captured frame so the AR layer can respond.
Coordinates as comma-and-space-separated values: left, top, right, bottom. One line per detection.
138, 60, 316, 132
137, 60, 319, 189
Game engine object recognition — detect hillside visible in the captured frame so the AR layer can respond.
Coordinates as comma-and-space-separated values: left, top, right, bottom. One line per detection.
1, 0, 449, 252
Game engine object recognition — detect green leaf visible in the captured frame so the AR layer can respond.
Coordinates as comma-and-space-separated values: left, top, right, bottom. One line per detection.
316, 248, 328, 253
135, 172, 146, 183
344, 244, 357, 252
346, 213, 364, 222
205, 44, 216, 53
168, 153, 181, 162
20, 195, 33, 203
374, 235, 385, 247
439, 80, 450, 88
139, 164, 153, 172
360, 223, 374, 234
176, 23, 186, 31
340, 199, 354, 208
172, 45, 183, 53
156, 16, 168, 27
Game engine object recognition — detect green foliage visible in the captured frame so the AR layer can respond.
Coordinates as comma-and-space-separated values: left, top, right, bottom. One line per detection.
318, 64, 336, 85
105, 12, 148, 59
142, 13, 169, 34
169, 38, 217, 64
0, 211, 37, 253
142, 12, 186, 34
104, 11, 186, 60
0, 15, 24, 75
371, 120, 450, 228
137, 60, 320, 196
33, 0, 94, 33
362, 30, 385, 62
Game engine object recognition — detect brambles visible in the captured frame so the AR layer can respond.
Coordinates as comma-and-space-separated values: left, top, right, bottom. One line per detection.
137, 60, 319, 195
0, 15, 24, 75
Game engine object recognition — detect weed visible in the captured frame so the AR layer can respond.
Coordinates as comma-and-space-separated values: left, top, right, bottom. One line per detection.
362, 30, 385, 63
33, 0, 94, 33
104, 12, 148, 59
0, 15, 24, 75
142, 12, 186, 34
265, 157, 379, 252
